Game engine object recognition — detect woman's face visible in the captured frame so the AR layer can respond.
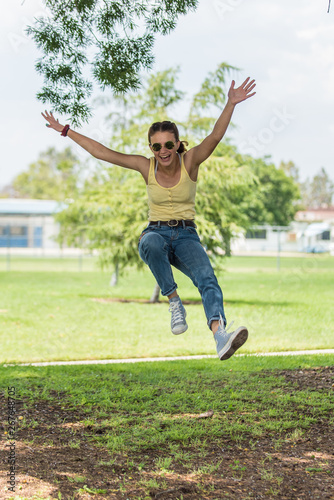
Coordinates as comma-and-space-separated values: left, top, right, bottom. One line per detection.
149, 131, 180, 167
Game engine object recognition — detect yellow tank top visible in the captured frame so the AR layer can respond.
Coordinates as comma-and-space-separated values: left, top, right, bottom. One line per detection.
146, 152, 197, 221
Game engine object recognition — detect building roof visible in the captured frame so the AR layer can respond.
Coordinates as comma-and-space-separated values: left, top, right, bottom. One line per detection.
303, 222, 331, 236
295, 207, 334, 222
0, 199, 66, 215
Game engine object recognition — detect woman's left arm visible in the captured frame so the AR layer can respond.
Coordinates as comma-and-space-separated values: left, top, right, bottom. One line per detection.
187, 77, 256, 169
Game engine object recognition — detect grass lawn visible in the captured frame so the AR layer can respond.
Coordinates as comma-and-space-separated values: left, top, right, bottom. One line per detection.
0, 254, 333, 363
1, 355, 334, 499
1, 255, 334, 499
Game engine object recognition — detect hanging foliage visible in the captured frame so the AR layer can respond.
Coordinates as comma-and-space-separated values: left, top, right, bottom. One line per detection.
27, 0, 198, 125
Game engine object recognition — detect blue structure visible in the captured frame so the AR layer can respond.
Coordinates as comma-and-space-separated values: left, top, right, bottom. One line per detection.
0, 199, 65, 249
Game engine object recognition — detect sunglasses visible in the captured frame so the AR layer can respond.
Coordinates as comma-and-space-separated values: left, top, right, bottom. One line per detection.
150, 141, 176, 152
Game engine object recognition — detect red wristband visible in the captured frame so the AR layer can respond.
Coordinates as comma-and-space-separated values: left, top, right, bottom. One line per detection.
61, 125, 70, 137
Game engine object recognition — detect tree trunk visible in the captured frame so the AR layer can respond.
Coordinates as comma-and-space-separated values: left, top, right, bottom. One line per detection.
110, 262, 119, 286
150, 282, 160, 303
225, 238, 231, 257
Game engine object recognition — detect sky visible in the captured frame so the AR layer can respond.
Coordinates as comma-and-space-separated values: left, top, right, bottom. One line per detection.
1, 0, 334, 190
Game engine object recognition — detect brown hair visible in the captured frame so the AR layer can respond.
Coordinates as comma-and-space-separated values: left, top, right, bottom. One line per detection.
148, 121, 188, 154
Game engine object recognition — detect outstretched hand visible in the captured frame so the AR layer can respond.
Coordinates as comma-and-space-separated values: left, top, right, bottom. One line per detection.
41, 110, 64, 133
228, 77, 256, 105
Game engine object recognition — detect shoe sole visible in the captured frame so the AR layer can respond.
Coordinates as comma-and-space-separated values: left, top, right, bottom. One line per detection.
172, 324, 188, 335
218, 327, 248, 360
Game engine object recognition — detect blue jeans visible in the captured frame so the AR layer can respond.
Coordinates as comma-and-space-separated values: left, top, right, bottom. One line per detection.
138, 224, 226, 329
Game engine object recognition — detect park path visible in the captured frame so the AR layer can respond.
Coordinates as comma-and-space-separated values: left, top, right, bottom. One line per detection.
10, 349, 334, 367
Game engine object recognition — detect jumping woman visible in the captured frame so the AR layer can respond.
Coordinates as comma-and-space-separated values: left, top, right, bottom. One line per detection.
42, 76, 256, 360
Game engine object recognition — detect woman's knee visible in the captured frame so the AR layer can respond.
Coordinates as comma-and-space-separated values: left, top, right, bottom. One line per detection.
139, 232, 166, 260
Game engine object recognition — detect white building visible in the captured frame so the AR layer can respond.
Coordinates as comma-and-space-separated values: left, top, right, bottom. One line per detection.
231, 208, 334, 255
0, 198, 65, 251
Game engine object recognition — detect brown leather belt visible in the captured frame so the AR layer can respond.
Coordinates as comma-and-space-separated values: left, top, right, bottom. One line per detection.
148, 220, 196, 228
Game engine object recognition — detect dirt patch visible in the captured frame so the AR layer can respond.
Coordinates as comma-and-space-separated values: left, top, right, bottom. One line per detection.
91, 298, 202, 305
1, 367, 334, 500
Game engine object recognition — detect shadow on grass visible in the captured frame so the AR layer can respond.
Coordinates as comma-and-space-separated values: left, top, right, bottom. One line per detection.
226, 298, 293, 307
91, 297, 293, 307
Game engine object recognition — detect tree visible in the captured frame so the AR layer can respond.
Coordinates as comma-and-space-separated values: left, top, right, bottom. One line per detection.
195, 143, 256, 258
11, 147, 82, 201
98, 66, 186, 155
279, 160, 300, 184
27, 0, 198, 125
56, 166, 148, 286
241, 157, 301, 226
186, 62, 239, 141
300, 167, 334, 208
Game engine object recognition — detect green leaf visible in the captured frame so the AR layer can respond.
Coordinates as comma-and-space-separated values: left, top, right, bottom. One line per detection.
28, 0, 199, 124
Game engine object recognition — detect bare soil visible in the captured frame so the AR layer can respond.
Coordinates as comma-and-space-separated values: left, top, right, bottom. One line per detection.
1, 367, 334, 500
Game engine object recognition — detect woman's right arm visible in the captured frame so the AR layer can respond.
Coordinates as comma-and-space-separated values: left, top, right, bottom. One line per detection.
41, 111, 149, 176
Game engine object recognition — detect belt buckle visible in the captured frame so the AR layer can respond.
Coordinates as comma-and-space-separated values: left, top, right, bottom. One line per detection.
167, 219, 178, 227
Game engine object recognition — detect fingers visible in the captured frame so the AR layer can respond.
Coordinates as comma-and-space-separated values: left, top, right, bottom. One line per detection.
245, 91, 256, 100
239, 77, 256, 92
246, 83, 256, 94
42, 111, 51, 128
246, 80, 256, 89
42, 110, 56, 119
42, 110, 52, 121
240, 78, 256, 99
41, 110, 60, 127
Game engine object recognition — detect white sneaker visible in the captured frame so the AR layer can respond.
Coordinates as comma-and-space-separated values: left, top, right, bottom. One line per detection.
168, 297, 188, 335
214, 314, 248, 360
